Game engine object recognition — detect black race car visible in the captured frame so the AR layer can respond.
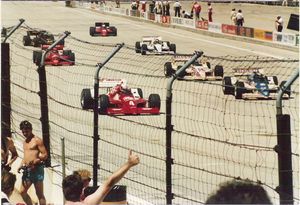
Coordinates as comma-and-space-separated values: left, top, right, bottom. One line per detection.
23, 30, 64, 47
90, 22, 117, 37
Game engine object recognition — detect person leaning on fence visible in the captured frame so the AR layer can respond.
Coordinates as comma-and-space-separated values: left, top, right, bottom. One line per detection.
62, 150, 139, 205
173, 0, 181, 17
1, 171, 17, 205
182, 10, 192, 19
1, 135, 18, 172
275, 16, 283, 32
205, 179, 272, 204
17, 120, 48, 205
236, 9, 244, 27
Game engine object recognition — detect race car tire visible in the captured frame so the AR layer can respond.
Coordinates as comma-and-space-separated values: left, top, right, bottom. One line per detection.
166, 41, 171, 47
272, 76, 278, 85
280, 81, 291, 98
148, 94, 161, 109
33, 38, 40, 47
33, 51, 42, 66
81, 89, 93, 109
63, 50, 72, 56
69, 53, 75, 65
137, 88, 143, 98
135, 42, 141, 53
111, 27, 117, 36
23, 36, 31, 46
170, 44, 176, 53
89, 27, 95, 36
164, 62, 175, 77
214, 65, 224, 77
99, 94, 109, 114
222, 76, 234, 95
235, 81, 246, 99
141, 44, 147, 55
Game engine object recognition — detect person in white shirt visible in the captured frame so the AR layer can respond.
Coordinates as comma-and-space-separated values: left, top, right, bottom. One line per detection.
236, 9, 244, 27
173, 0, 181, 17
230, 8, 237, 25
275, 16, 283, 32
1, 171, 17, 205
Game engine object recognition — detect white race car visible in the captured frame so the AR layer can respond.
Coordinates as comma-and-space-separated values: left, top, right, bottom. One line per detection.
135, 36, 176, 55
164, 55, 223, 80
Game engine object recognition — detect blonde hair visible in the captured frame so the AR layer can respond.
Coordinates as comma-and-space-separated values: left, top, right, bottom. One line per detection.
74, 169, 91, 180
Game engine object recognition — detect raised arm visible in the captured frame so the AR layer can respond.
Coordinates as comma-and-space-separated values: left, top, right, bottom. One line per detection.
84, 150, 139, 205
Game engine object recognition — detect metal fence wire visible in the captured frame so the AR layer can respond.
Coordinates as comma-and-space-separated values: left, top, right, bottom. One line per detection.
6, 26, 299, 205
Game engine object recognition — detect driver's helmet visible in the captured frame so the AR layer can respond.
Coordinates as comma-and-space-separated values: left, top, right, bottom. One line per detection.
154, 38, 160, 44
102, 24, 106, 27
120, 80, 128, 90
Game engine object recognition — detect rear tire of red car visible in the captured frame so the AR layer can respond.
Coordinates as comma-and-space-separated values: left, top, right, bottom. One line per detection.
69, 52, 75, 65
148, 94, 161, 109
90, 27, 95, 36
23, 36, 31, 46
111, 27, 117, 36
135, 42, 141, 53
222, 76, 234, 95
141, 44, 147, 55
33, 51, 42, 66
81, 89, 93, 109
214, 65, 224, 77
164, 62, 174, 77
169, 44, 176, 53
99, 94, 109, 114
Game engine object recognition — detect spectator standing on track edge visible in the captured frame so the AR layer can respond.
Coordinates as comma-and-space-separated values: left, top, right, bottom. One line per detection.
62, 150, 139, 205
17, 120, 48, 205
173, 0, 181, 17
163, 0, 170, 16
115, 0, 120, 8
192, 1, 201, 20
275, 15, 283, 32
230, 8, 237, 25
207, 2, 213, 22
1, 135, 18, 172
236, 9, 244, 26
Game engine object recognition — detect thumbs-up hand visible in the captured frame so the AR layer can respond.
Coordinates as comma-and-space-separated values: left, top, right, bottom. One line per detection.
128, 150, 140, 167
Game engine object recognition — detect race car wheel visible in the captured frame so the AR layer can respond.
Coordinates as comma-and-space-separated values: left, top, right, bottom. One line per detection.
148, 94, 161, 109
272, 76, 278, 85
99, 94, 109, 114
214, 65, 224, 77
141, 44, 147, 55
170, 44, 176, 53
164, 62, 175, 77
166, 41, 171, 47
69, 53, 75, 65
137, 88, 143, 98
235, 82, 246, 99
280, 81, 291, 98
23, 36, 31, 46
135, 42, 141, 53
33, 51, 42, 66
33, 38, 40, 47
63, 50, 72, 56
89, 27, 95, 36
111, 27, 117, 36
81, 89, 93, 109
222, 76, 234, 95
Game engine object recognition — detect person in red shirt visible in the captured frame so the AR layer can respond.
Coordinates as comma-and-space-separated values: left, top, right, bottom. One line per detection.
192, 1, 201, 20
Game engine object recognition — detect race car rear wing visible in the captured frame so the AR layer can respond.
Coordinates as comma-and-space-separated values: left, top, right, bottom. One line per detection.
142, 36, 162, 42
173, 54, 194, 62
95, 22, 110, 27
27, 30, 46, 36
233, 67, 263, 76
41, 44, 64, 50
98, 78, 126, 88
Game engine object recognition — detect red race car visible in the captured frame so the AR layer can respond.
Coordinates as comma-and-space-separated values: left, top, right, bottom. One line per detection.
33, 44, 75, 66
81, 79, 161, 115
90, 22, 117, 37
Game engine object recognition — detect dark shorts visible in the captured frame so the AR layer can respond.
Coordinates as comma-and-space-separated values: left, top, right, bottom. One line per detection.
22, 164, 44, 183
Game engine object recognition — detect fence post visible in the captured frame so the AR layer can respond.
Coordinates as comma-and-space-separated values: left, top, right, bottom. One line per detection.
165, 51, 203, 205
1, 43, 11, 138
275, 69, 298, 205
38, 31, 71, 167
92, 43, 124, 187
1, 19, 25, 138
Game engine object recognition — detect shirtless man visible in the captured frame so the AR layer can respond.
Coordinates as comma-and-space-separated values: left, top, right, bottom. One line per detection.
63, 150, 139, 205
17, 120, 48, 205
1, 135, 18, 172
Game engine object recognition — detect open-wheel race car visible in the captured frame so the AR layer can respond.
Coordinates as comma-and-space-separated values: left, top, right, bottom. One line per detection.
81, 79, 161, 115
222, 69, 291, 100
32, 44, 75, 66
90, 22, 117, 36
23, 30, 63, 47
135, 36, 176, 55
164, 55, 223, 80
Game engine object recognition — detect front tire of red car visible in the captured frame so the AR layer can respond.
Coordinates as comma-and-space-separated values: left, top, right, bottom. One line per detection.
99, 94, 109, 114
148, 94, 161, 109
